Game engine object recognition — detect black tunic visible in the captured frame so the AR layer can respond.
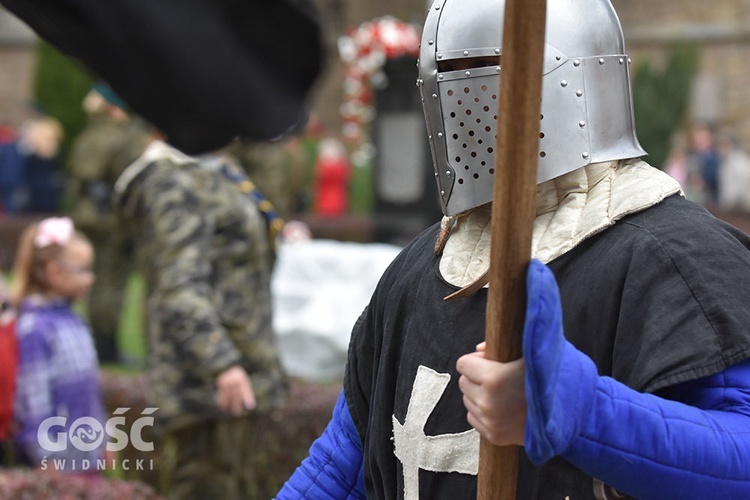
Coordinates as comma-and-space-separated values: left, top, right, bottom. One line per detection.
345, 195, 750, 499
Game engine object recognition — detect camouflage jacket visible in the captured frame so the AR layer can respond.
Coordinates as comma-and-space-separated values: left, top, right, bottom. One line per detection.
114, 141, 288, 431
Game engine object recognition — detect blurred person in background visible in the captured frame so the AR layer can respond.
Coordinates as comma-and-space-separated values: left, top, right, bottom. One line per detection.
716, 131, 750, 213
114, 129, 288, 499
22, 117, 65, 213
0, 275, 17, 466
687, 120, 721, 206
66, 83, 151, 363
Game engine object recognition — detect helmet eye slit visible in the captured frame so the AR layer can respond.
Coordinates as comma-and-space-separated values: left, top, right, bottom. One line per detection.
437, 56, 501, 73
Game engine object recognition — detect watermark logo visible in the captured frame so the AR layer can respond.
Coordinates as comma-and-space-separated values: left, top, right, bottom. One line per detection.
37, 407, 158, 472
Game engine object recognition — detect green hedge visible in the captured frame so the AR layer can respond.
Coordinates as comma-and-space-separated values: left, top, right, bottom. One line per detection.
632, 44, 698, 169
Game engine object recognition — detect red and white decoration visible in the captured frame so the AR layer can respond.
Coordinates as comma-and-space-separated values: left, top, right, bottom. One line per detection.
338, 16, 421, 166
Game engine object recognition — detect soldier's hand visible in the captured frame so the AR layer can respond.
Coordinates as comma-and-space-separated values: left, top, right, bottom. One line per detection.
216, 365, 257, 415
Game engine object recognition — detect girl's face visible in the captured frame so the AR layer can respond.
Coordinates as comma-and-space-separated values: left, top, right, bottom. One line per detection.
47, 238, 95, 301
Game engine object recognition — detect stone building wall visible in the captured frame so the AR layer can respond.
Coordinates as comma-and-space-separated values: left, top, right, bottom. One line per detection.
0, 7, 36, 130
613, 0, 750, 152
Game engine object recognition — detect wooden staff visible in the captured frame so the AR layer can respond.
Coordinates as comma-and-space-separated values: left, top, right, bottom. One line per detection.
477, 0, 547, 499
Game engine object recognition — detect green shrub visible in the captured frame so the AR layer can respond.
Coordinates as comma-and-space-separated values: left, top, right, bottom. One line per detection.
32, 40, 93, 170
632, 44, 699, 169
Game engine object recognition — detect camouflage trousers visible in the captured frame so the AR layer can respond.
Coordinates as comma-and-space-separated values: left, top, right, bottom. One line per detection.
161, 414, 268, 500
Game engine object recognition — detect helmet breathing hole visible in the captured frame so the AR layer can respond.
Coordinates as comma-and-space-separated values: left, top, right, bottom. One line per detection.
539, 132, 545, 139
489, 168, 495, 174
473, 173, 479, 179
540, 151, 547, 158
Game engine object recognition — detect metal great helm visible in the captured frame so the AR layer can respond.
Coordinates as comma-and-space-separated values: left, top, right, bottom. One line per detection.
418, 0, 646, 216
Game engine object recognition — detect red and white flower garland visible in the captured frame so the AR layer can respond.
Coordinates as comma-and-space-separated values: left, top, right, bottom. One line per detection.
338, 16, 421, 166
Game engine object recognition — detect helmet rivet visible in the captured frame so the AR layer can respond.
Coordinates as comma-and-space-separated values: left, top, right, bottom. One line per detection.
628, 57, 632, 64
429, 40, 434, 45
429, 135, 433, 141
437, 53, 443, 59
619, 58, 624, 64
441, 190, 445, 195
574, 59, 581, 67
432, 94, 438, 99
435, 4, 441, 10
579, 121, 586, 128
446, 171, 451, 176
576, 90, 583, 97
463, 51, 469, 56
599, 58, 605, 65
582, 152, 590, 159
556, 55, 562, 61
438, 74, 444, 80
560, 80, 568, 88
465, 71, 471, 76
495, 66, 501, 72
494, 48, 501, 54
438, 132, 444, 138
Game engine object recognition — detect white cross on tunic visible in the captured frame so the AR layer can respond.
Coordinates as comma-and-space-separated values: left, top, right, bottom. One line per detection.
392, 365, 480, 499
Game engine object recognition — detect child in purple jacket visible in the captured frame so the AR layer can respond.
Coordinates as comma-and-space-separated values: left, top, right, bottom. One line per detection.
11, 216, 105, 473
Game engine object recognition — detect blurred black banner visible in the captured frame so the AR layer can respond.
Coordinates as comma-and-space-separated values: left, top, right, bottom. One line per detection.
1, 0, 325, 153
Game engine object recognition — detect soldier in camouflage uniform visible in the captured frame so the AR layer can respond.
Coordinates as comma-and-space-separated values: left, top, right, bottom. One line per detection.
66, 86, 151, 363
114, 136, 288, 499
227, 137, 303, 218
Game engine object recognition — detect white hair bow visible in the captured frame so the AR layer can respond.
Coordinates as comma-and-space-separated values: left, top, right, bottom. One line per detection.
34, 217, 74, 248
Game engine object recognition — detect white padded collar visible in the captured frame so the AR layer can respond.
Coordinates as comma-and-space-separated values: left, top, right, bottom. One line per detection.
439, 160, 682, 288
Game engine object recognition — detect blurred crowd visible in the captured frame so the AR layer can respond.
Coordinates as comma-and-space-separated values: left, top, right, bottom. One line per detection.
0, 116, 65, 214
664, 120, 750, 213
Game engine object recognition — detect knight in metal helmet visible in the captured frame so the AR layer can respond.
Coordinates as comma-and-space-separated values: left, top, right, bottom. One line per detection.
418, 0, 645, 216
279, 2, 750, 498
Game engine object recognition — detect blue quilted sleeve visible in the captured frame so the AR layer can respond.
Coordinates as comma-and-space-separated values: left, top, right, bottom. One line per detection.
561, 360, 750, 499
276, 391, 366, 499
523, 259, 750, 499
